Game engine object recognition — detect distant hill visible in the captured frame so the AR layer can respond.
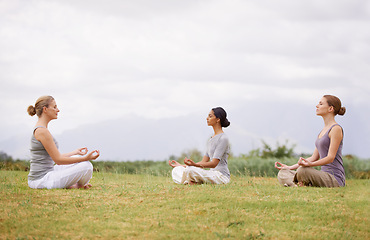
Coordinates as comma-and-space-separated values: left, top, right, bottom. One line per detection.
0, 102, 368, 160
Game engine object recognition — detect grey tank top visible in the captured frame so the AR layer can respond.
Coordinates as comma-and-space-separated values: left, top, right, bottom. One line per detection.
315, 124, 345, 186
28, 126, 58, 181
205, 133, 230, 179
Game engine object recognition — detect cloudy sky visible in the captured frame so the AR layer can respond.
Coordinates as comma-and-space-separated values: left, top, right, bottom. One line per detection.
1, 0, 369, 160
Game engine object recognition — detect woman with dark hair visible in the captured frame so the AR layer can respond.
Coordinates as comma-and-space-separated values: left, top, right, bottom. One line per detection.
168, 107, 231, 185
275, 95, 346, 187
27, 96, 100, 189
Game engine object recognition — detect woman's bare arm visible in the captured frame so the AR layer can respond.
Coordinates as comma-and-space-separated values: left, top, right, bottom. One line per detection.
35, 128, 99, 165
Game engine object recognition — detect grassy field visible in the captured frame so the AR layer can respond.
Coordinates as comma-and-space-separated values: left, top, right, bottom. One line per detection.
0, 171, 369, 240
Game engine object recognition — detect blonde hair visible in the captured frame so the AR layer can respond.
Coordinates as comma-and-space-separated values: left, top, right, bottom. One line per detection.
27, 96, 55, 117
323, 95, 346, 116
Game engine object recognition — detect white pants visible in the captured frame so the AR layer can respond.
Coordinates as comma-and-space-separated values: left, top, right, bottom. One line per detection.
171, 166, 230, 185
28, 161, 93, 189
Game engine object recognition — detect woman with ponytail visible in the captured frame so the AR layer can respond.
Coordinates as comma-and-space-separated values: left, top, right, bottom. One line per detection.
275, 95, 346, 187
27, 96, 100, 189
168, 107, 231, 185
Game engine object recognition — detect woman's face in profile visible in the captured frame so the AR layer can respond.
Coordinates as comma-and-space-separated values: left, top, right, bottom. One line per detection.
316, 97, 332, 116
44, 100, 60, 120
207, 110, 219, 126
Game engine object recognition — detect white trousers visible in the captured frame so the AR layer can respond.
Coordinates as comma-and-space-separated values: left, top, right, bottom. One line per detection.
171, 166, 230, 185
28, 161, 93, 189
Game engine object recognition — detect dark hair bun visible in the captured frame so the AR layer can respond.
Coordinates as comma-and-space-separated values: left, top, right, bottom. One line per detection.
338, 107, 346, 116
222, 119, 230, 128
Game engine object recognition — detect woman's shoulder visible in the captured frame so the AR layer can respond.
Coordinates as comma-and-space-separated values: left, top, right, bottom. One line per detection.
328, 124, 344, 138
34, 126, 48, 134
331, 124, 343, 132
220, 132, 228, 137
218, 133, 229, 142
34, 127, 52, 141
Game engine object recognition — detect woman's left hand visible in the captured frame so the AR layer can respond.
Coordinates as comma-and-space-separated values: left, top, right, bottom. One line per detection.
298, 157, 311, 167
184, 157, 196, 166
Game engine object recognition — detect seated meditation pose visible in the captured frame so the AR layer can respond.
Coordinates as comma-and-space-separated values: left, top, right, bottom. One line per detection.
168, 107, 231, 185
275, 95, 346, 187
27, 95, 100, 189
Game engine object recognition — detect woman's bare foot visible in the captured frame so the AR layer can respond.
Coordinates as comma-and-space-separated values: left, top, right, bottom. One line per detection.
67, 183, 79, 189
168, 160, 184, 168
189, 181, 201, 185
67, 183, 92, 189
83, 183, 92, 189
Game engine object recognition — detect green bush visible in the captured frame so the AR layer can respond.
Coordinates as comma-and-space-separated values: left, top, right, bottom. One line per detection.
92, 160, 170, 177
0, 151, 29, 171
239, 140, 297, 159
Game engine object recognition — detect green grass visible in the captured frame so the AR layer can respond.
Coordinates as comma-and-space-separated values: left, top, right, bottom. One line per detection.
0, 171, 369, 240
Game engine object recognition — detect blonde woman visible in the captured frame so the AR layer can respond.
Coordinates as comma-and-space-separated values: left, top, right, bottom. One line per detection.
27, 96, 100, 189
275, 95, 346, 187
168, 107, 231, 185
